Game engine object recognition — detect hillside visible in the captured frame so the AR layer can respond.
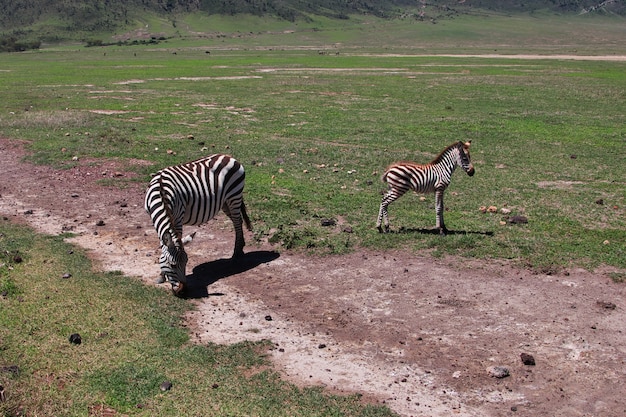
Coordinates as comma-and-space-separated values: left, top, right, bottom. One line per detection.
0, 0, 624, 49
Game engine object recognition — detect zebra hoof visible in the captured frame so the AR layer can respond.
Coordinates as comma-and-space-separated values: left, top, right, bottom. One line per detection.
377, 225, 390, 234
439, 227, 448, 236
171, 281, 185, 297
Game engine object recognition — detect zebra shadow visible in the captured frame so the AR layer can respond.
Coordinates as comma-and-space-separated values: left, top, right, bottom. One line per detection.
397, 227, 494, 236
184, 250, 280, 299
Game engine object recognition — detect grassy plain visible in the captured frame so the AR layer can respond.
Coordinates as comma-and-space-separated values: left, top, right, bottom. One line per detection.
0, 12, 625, 415
1, 19, 624, 270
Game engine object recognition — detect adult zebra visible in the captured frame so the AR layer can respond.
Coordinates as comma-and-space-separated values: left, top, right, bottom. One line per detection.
376, 141, 475, 235
145, 154, 252, 295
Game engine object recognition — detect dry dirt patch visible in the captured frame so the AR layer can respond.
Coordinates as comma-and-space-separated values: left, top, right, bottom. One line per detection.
1, 137, 625, 417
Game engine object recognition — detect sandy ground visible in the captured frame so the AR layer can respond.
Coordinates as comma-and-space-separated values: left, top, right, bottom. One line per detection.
1, 137, 625, 417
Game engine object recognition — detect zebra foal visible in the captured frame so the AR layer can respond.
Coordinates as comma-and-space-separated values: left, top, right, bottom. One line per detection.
377, 141, 475, 235
145, 154, 252, 295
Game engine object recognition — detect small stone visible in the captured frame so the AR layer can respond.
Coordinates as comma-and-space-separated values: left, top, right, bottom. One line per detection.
318, 344, 327, 349
160, 381, 172, 391
595, 198, 604, 205
487, 366, 510, 378
62, 273, 72, 279
487, 206, 498, 213
264, 315, 273, 321
69, 333, 82, 345
0, 365, 19, 376
596, 301, 616, 310
96, 220, 105, 226
520, 353, 536, 366
508, 215, 528, 224
320, 218, 336, 227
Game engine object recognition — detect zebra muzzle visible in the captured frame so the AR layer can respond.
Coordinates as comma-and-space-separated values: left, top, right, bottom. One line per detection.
171, 281, 185, 296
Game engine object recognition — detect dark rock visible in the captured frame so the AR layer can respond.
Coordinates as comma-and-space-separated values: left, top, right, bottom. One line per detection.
69, 333, 82, 345
508, 215, 528, 224
520, 353, 536, 366
264, 315, 273, 321
320, 218, 336, 227
96, 220, 105, 226
1, 365, 19, 376
160, 381, 172, 391
597, 301, 616, 310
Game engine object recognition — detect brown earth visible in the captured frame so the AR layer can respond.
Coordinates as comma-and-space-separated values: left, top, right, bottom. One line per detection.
1, 137, 625, 417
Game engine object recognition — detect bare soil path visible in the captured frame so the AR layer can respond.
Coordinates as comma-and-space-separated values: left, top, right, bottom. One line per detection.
1, 137, 625, 417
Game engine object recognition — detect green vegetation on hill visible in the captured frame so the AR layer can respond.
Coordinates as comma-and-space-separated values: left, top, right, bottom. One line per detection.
0, 0, 624, 48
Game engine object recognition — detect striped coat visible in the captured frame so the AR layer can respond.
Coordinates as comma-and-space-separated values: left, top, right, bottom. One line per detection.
145, 154, 251, 294
376, 141, 475, 235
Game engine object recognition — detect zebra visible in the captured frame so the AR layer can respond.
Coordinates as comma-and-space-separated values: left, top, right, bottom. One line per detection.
376, 141, 475, 235
145, 154, 252, 295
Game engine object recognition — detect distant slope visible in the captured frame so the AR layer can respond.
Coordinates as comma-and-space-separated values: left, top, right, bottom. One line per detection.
0, 0, 624, 47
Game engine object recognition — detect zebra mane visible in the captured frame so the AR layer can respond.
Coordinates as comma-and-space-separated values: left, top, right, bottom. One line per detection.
157, 173, 183, 246
430, 141, 464, 166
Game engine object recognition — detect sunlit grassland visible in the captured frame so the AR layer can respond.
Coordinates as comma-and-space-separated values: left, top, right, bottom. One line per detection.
0, 18, 625, 271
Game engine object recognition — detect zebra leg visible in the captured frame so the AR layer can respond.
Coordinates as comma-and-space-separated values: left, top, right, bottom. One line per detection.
223, 201, 246, 258
435, 188, 448, 235
377, 190, 402, 233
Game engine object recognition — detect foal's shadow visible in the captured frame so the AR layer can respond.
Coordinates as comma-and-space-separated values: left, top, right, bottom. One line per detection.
183, 250, 280, 299
397, 227, 494, 236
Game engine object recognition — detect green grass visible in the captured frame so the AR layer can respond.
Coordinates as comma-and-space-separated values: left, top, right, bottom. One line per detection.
0, 14, 624, 273
0, 13, 624, 416
0, 220, 394, 416
1, 54, 624, 270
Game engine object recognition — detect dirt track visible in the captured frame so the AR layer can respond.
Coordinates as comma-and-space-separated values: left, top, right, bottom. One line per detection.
1, 137, 625, 417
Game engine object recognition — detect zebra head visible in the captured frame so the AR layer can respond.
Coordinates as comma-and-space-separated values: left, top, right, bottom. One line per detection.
159, 230, 188, 295
458, 141, 475, 177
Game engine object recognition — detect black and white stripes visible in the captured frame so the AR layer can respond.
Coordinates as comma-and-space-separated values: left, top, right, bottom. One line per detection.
145, 154, 251, 295
376, 141, 475, 235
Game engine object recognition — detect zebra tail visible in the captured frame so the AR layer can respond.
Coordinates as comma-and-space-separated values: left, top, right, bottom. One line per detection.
241, 201, 252, 231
